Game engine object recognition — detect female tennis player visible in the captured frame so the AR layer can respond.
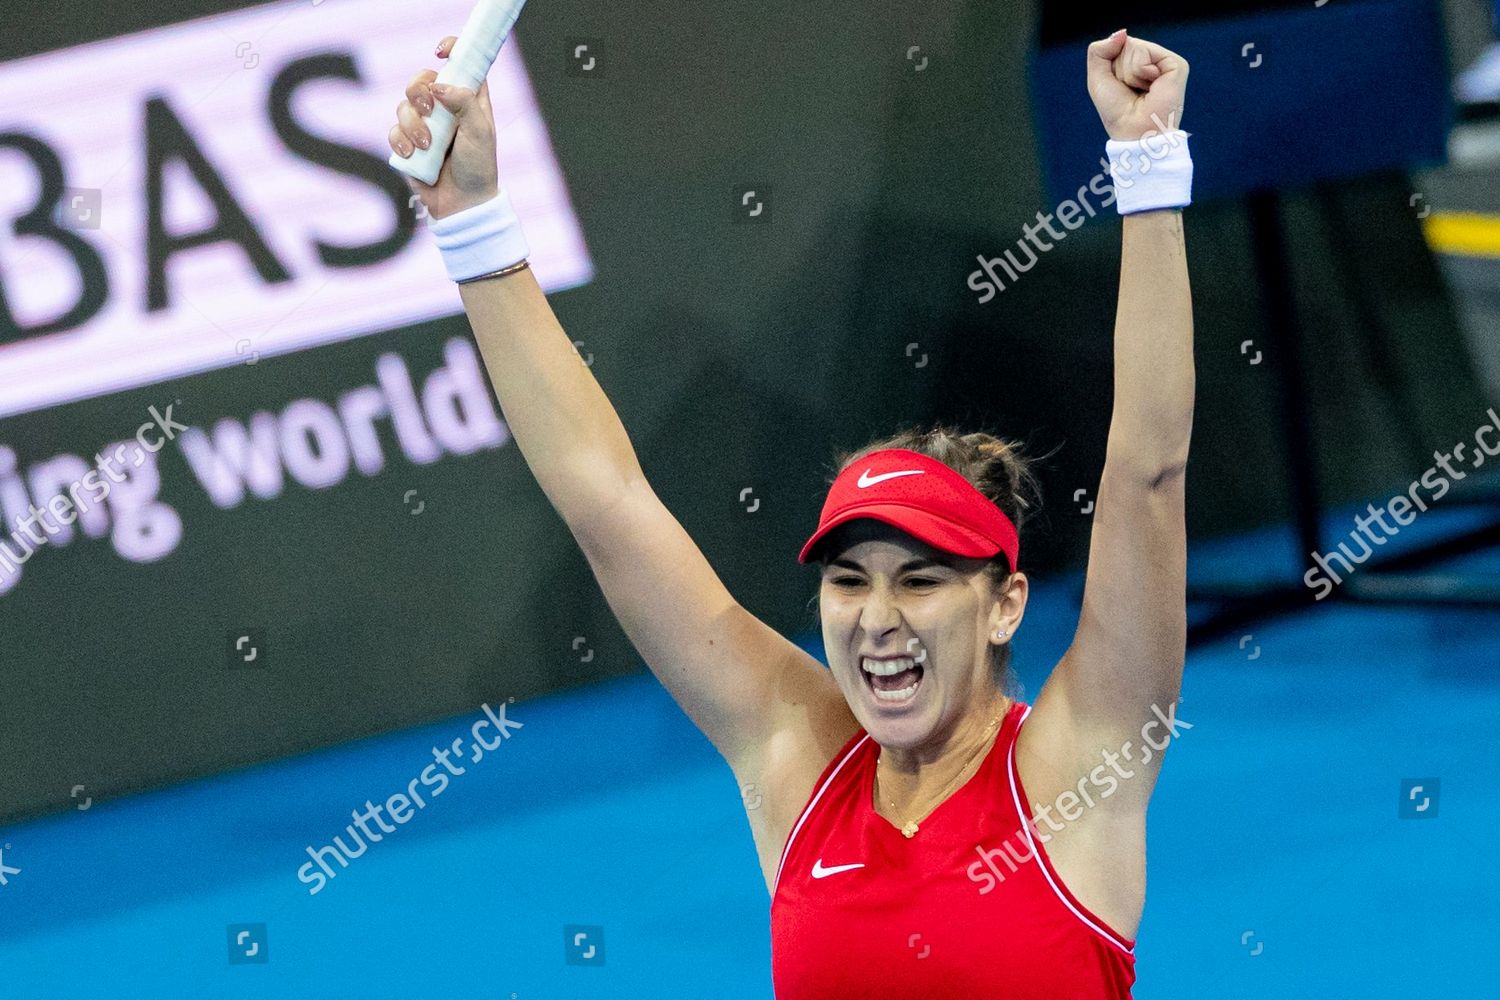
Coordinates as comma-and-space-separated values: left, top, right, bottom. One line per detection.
391, 26, 1192, 998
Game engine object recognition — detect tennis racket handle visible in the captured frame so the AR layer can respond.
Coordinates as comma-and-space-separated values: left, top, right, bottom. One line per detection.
387, 0, 527, 185
390, 105, 460, 186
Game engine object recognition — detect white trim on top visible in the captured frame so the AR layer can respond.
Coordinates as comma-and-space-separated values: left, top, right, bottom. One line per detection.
772, 733, 872, 896
1006, 704, 1135, 956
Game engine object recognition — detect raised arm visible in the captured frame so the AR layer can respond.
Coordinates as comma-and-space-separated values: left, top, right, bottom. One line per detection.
389, 37, 845, 770
1031, 31, 1194, 807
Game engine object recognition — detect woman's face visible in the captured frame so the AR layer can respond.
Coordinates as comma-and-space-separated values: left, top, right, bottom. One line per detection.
818, 522, 1025, 752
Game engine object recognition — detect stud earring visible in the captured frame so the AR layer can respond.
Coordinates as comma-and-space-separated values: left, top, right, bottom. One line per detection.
995, 629, 1007, 640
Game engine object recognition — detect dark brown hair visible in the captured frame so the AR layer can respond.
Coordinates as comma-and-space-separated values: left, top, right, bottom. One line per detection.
809, 421, 1045, 697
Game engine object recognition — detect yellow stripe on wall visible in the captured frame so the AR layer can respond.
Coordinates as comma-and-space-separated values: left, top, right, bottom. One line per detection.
1424, 212, 1500, 259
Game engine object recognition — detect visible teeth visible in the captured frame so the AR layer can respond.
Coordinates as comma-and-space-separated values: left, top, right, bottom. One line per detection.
862, 656, 917, 676
873, 681, 919, 701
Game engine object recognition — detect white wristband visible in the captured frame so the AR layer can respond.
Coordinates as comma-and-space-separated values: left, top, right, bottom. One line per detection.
1106, 131, 1193, 215
426, 190, 531, 283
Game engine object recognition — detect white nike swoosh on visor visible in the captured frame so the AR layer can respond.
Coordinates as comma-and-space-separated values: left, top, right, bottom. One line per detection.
811, 859, 866, 879
857, 469, 925, 488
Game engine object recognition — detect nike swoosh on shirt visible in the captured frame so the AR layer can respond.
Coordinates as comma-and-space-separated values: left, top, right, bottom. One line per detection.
857, 469, 924, 488
811, 859, 866, 879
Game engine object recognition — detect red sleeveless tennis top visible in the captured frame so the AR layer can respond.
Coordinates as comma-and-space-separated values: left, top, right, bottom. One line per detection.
770, 700, 1136, 998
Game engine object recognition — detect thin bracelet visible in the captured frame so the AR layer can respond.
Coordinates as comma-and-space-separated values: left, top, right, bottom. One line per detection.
456, 259, 531, 284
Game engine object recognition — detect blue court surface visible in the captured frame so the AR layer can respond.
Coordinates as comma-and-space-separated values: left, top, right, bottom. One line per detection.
2, 500, 1496, 999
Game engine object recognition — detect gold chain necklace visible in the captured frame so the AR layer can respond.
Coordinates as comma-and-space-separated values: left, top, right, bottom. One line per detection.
875, 704, 1005, 838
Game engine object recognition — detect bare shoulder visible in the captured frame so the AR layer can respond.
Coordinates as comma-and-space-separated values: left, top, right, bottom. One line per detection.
1013, 664, 1149, 940
729, 646, 859, 891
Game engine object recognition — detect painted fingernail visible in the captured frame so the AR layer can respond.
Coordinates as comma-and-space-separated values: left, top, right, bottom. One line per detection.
399, 142, 412, 156
416, 132, 430, 148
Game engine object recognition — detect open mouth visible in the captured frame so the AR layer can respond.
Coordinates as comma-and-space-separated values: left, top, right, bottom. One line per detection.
861, 656, 924, 703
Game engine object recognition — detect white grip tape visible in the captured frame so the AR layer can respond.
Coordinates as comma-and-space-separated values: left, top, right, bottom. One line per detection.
427, 190, 530, 282
1106, 131, 1193, 215
388, 0, 528, 185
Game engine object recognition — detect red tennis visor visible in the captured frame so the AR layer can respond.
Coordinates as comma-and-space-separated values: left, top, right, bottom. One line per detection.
797, 448, 1020, 569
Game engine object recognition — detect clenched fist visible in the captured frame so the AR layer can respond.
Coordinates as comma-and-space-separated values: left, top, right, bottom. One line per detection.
389, 34, 500, 219
1086, 30, 1189, 142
